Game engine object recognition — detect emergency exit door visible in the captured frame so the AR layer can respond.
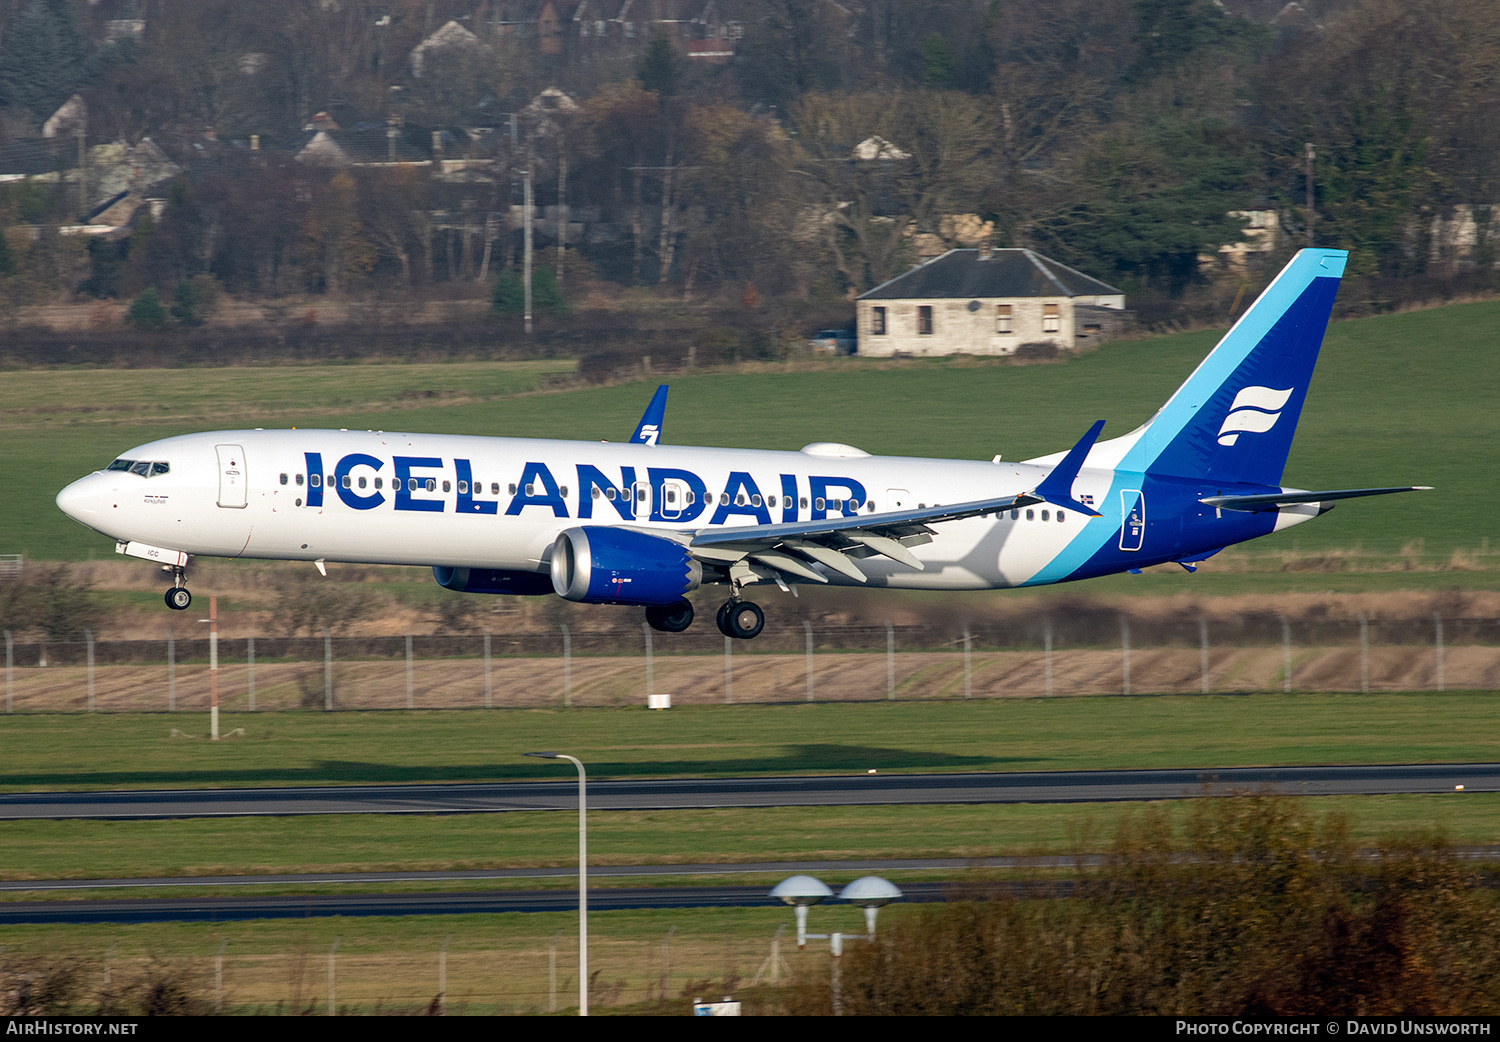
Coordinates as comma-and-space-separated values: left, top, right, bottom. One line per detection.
216, 444, 247, 508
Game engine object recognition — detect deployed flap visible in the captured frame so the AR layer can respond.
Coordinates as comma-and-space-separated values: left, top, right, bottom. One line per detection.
1201, 486, 1431, 513
630, 385, 669, 445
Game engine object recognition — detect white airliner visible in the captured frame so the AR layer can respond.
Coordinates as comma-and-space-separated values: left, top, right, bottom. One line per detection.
56, 249, 1427, 639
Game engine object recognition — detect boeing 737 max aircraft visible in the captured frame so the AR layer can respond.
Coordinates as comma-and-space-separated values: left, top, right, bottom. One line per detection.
55, 249, 1428, 639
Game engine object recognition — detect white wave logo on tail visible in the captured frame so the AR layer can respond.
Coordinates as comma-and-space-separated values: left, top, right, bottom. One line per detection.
1217, 386, 1294, 446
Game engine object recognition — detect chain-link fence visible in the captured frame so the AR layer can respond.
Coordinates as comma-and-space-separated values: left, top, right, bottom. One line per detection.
2, 613, 1495, 713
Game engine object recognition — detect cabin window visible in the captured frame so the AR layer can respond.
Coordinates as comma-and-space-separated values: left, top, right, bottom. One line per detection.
311, 475, 321, 488
685, 491, 695, 504
720, 493, 729, 506
667, 489, 677, 503
490, 483, 500, 495
591, 487, 600, 499
560, 486, 569, 497
357, 476, 367, 489
849, 498, 861, 510
996, 304, 1013, 334
374, 478, 383, 490
1057, 510, 1066, 522
815, 497, 825, 511
326, 474, 334, 488
442, 480, 451, 493
872, 306, 887, 335
735, 493, 746, 506
279, 473, 288, 485
525, 484, 535, 496
867, 501, 876, 511
1010, 509, 1019, 520
783, 496, 793, 510
1043, 303, 1061, 333
800, 497, 808, 509
426, 479, 437, 492
917, 306, 933, 335
458, 481, 468, 494
751, 494, 762, 507
509, 483, 517, 494
1026, 508, 1034, 520
296, 474, 304, 486
832, 499, 843, 511
1041, 509, 1050, 521
295, 498, 302, 507
636, 487, 647, 502
342, 476, 352, 489
605, 487, 617, 500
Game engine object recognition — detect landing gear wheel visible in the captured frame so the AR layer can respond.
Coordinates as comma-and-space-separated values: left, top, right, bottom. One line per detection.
645, 599, 695, 633
165, 587, 192, 611
716, 600, 734, 633
718, 600, 764, 640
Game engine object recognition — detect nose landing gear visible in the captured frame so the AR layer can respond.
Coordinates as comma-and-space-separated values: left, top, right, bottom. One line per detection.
163, 566, 192, 611
716, 599, 764, 640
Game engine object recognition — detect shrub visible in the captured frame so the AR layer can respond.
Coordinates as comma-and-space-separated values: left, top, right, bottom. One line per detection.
124, 287, 168, 330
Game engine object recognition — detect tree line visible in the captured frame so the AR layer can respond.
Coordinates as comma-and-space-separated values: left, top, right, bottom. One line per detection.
0, 0, 1497, 323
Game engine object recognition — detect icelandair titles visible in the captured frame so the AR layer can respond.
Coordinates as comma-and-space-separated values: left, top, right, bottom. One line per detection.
300, 453, 869, 525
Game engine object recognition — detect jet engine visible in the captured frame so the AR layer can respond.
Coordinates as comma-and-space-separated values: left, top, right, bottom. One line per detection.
549, 527, 702, 605
432, 566, 554, 596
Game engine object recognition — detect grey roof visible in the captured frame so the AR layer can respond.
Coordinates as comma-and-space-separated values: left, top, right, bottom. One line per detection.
858, 249, 1122, 301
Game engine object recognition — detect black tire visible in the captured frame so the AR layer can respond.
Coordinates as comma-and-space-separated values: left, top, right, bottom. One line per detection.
165, 588, 192, 611
645, 599, 695, 633
716, 600, 735, 636
724, 600, 764, 640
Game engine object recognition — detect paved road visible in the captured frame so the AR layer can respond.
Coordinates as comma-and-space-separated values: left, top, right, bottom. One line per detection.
0, 763, 1494, 819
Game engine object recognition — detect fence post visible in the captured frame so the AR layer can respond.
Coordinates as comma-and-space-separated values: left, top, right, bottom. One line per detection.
405, 631, 414, 710
323, 628, 333, 710
439, 932, 451, 1016
886, 621, 895, 700
208, 596, 218, 740
247, 629, 255, 712
4, 629, 11, 713
562, 625, 571, 708
660, 924, 676, 1001
215, 939, 227, 1012
963, 628, 972, 699
1044, 618, 1053, 698
804, 621, 814, 702
167, 629, 175, 712
1121, 616, 1131, 696
643, 621, 653, 698
483, 628, 493, 707
724, 636, 733, 704
85, 629, 94, 712
1199, 616, 1209, 694
1359, 613, 1369, 693
1282, 616, 1292, 693
1435, 612, 1445, 692
327, 936, 339, 1016
549, 929, 562, 1013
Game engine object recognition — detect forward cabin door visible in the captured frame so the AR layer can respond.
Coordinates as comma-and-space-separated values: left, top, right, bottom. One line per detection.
216, 444, 248, 508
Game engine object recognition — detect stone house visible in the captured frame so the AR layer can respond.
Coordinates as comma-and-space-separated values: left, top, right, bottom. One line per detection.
855, 247, 1127, 357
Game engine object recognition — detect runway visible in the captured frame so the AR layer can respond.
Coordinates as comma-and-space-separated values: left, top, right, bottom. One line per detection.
0, 762, 1494, 819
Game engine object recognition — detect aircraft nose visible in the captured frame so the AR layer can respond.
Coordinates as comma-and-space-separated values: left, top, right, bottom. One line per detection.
56, 473, 108, 526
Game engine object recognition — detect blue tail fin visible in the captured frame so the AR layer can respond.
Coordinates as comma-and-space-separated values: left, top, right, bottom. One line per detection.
1115, 248, 1347, 486
630, 385, 668, 445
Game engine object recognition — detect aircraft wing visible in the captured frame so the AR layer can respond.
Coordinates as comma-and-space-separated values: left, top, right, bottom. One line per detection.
686, 491, 1041, 584
684, 421, 1108, 586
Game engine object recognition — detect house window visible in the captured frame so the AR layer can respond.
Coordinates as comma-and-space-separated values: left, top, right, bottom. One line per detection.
917, 306, 933, 335
1043, 303, 1061, 334
872, 306, 887, 335
996, 304, 1013, 334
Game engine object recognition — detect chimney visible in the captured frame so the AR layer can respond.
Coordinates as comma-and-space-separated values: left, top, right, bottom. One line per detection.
978, 242, 992, 261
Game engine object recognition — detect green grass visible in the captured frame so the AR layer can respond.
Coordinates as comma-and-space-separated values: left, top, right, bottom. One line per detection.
0, 795, 1496, 885
6, 300, 1498, 561
0, 696, 1497, 792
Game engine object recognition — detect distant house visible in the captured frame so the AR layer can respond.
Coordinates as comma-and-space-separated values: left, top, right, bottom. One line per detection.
409, 20, 493, 76
855, 247, 1127, 357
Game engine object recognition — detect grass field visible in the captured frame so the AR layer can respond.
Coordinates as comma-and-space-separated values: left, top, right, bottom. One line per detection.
0, 695, 1496, 792
0, 794, 1495, 885
4, 300, 1497, 561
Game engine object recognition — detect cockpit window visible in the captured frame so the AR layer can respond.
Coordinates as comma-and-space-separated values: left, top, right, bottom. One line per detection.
109, 459, 170, 478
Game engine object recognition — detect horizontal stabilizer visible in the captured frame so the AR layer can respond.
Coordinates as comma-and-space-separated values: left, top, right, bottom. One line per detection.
1029, 420, 1105, 517
1200, 486, 1432, 513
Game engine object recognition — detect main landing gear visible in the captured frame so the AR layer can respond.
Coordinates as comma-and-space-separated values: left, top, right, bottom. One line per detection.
716, 599, 764, 640
641, 597, 765, 639
644, 599, 695, 633
163, 566, 192, 611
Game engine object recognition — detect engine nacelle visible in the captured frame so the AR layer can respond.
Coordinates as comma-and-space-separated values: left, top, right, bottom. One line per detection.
549, 527, 702, 606
432, 566, 554, 596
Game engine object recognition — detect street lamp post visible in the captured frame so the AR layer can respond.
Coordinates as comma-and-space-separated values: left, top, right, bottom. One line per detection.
526, 751, 588, 1015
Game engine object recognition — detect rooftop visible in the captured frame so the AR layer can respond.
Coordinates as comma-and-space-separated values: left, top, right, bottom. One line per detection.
858, 248, 1122, 301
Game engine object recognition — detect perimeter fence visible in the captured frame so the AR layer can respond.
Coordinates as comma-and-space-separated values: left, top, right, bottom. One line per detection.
1, 613, 1496, 713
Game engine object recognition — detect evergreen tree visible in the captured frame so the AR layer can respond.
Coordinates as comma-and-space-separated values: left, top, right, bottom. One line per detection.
637, 32, 683, 100
490, 268, 568, 316
124, 287, 168, 330
0, 0, 87, 122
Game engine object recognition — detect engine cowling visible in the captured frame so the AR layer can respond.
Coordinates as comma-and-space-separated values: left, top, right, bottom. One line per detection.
432, 566, 554, 596
549, 527, 702, 605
